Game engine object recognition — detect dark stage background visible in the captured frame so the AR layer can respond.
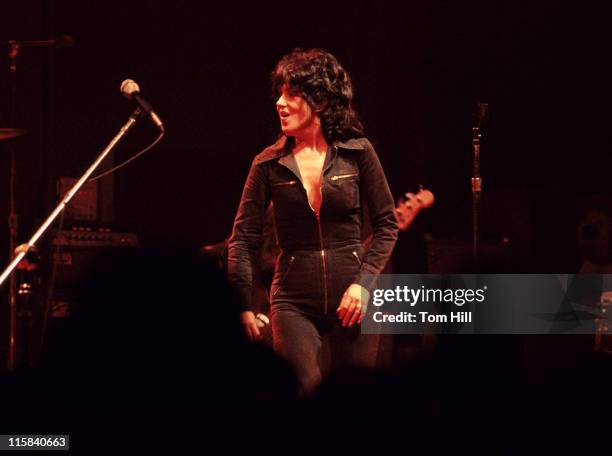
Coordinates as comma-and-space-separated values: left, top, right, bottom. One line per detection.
1, 1, 610, 366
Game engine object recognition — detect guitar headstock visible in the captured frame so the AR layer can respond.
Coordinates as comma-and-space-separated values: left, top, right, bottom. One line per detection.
395, 188, 435, 231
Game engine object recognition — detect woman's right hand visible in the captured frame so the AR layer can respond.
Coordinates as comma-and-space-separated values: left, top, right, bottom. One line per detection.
240, 311, 262, 342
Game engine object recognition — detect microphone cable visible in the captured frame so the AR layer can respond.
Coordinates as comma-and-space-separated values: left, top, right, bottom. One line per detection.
86, 129, 165, 183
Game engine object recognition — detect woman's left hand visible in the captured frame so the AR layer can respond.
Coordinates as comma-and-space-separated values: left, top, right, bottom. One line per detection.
337, 283, 370, 327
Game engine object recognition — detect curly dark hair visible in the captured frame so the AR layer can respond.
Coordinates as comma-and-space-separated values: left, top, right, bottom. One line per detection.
271, 48, 364, 143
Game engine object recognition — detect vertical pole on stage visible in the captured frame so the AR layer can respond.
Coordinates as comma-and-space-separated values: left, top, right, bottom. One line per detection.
471, 103, 488, 271
6, 40, 20, 372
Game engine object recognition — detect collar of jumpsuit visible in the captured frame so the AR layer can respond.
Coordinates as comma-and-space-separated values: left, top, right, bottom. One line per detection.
254, 135, 364, 170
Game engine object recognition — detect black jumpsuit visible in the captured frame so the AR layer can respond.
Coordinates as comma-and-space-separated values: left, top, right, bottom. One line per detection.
228, 135, 398, 393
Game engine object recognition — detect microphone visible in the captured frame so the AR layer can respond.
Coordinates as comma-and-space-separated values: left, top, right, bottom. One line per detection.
255, 313, 270, 329
120, 79, 165, 132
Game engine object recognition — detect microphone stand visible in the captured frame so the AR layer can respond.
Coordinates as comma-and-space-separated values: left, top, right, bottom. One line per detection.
1, 107, 144, 371
6, 40, 20, 372
471, 103, 488, 271
3, 36, 73, 370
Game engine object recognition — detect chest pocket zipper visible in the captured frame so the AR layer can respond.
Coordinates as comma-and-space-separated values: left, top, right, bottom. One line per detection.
330, 173, 359, 182
273, 255, 295, 296
271, 180, 298, 187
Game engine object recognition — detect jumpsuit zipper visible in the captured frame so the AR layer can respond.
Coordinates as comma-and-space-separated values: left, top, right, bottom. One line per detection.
315, 211, 328, 314
315, 149, 338, 315
277, 148, 335, 315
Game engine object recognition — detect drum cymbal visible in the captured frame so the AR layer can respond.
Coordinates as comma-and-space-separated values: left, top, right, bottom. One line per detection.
0, 128, 27, 140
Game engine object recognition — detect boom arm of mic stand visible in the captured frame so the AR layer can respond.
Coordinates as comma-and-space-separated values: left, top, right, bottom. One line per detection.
0, 108, 143, 288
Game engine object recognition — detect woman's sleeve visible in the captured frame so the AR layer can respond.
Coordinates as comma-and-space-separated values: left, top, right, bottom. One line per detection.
353, 138, 399, 290
227, 158, 270, 311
